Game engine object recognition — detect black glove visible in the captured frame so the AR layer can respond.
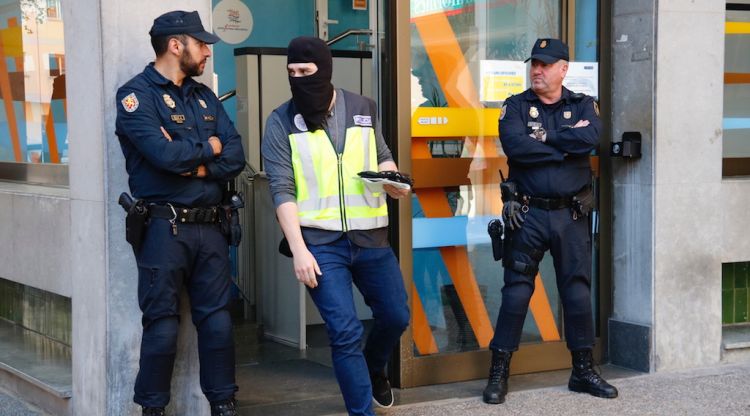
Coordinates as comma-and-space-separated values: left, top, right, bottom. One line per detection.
502, 200, 525, 230
358, 170, 414, 187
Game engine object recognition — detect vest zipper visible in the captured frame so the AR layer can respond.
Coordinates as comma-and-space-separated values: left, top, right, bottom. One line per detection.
337, 153, 348, 231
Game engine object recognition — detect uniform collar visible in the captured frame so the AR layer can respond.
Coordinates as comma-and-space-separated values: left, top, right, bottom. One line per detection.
522, 86, 574, 104
144, 63, 199, 96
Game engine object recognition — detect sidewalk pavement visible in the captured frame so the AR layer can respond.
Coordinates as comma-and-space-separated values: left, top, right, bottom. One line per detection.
3, 361, 749, 415
382, 361, 750, 416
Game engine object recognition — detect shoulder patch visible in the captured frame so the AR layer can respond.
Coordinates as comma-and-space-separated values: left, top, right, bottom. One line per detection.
500, 104, 507, 121
294, 114, 308, 132
121, 93, 139, 112
353, 115, 372, 127
593, 101, 600, 116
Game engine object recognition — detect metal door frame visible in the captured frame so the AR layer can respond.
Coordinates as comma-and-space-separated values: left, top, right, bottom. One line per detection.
388, 0, 613, 388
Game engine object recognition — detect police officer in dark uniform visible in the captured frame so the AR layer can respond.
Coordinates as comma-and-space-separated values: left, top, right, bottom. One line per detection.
115, 10, 245, 416
482, 38, 618, 404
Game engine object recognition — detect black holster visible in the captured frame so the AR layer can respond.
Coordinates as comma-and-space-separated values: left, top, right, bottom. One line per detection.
220, 191, 244, 246
500, 180, 518, 203
118, 192, 148, 253
572, 186, 595, 218
487, 219, 504, 261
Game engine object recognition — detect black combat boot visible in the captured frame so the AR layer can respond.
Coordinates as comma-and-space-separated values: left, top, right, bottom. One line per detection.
568, 349, 618, 398
142, 407, 165, 416
482, 349, 512, 404
370, 369, 394, 408
210, 398, 238, 416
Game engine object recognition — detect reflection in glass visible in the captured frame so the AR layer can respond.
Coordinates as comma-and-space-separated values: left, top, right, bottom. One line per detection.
409, 0, 582, 356
723, 8, 750, 176
0, 0, 66, 164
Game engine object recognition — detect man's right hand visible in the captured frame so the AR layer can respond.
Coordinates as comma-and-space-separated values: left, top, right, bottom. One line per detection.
292, 247, 322, 288
208, 136, 223, 156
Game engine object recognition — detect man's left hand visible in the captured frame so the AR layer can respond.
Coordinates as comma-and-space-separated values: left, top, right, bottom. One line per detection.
572, 119, 590, 128
181, 165, 207, 177
383, 184, 410, 199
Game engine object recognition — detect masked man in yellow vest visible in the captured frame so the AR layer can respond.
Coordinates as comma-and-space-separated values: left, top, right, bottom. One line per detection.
261, 37, 410, 416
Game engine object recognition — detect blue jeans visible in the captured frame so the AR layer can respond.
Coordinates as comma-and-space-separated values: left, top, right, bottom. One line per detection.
307, 236, 410, 416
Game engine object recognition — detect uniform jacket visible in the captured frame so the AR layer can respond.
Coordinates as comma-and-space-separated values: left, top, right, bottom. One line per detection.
499, 86, 601, 198
115, 63, 245, 207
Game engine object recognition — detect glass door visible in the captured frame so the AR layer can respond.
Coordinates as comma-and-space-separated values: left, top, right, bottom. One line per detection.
394, 0, 605, 387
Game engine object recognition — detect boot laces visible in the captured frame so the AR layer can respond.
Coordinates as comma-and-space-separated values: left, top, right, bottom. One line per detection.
577, 361, 605, 384
488, 356, 510, 383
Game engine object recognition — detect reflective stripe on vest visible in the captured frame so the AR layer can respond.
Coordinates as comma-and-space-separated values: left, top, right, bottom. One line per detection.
289, 126, 388, 231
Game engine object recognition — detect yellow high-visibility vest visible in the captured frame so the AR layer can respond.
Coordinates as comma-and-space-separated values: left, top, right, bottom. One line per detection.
289, 125, 388, 231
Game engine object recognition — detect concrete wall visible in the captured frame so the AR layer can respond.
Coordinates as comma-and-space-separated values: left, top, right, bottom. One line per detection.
611, 0, 729, 372
0, 184, 71, 297
652, 0, 725, 371
67, 1, 214, 415
609, 0, 657, 372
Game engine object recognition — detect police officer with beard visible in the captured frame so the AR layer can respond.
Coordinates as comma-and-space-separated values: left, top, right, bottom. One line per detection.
115, 10, 245, 416
261, 37, 410, 416
482, 39, 618, 405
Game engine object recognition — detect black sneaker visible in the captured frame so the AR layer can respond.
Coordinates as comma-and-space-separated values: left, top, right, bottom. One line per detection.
370, 371, 394, 408
142, 407, 165, 416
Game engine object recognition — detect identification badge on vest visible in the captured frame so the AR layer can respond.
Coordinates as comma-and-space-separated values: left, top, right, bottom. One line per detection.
353, 115, 372, 127
171, 114, 185, 124
294, 114, 308, 131
203, 115, 215, 122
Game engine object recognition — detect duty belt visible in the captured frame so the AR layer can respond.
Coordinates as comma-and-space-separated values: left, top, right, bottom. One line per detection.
524, 195, 574, 210
149, 204, 220, 224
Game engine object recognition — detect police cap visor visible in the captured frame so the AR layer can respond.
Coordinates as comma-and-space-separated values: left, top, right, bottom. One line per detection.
149, 10, 220, 44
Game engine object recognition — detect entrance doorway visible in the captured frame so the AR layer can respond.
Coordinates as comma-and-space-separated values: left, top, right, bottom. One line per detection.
222, 1, 387, 414
394, 0, 608, 387
217, 0, 610, 411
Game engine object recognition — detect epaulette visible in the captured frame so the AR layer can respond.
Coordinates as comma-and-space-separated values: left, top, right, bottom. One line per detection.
569, 92, 587, 102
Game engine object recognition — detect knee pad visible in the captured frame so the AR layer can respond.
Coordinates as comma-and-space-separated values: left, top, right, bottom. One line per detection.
143, 317, 179, 352
501, 282, 535, 313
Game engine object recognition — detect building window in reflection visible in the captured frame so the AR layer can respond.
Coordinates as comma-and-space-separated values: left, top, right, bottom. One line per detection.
0, 0, 67, 164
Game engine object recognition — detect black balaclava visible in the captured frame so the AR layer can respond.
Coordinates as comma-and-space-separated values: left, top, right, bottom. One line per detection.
287, 36, 334, 131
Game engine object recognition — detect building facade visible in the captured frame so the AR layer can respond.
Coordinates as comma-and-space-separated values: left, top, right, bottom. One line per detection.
0, 1, 748, 415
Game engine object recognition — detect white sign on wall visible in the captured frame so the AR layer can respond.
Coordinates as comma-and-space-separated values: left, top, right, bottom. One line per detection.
212, 0, 253, 45
479, 60, 527, 102
563, 62, 599, 99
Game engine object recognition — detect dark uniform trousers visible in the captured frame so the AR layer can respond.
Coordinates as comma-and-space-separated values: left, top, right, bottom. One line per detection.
134, 217, 237, 407
490, 206, 594, 352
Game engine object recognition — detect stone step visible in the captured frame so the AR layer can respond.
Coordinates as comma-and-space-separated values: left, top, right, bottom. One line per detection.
0, 320, 72, 400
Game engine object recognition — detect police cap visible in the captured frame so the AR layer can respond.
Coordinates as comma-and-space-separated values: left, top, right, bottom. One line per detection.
524, 38, 569, 64
149, 10, 220, 44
